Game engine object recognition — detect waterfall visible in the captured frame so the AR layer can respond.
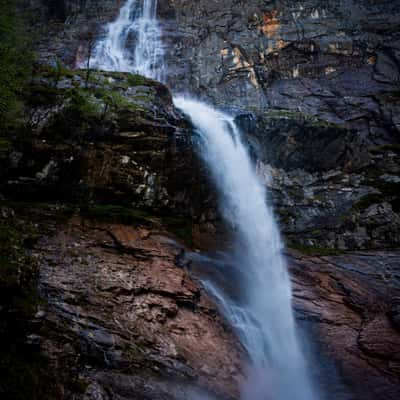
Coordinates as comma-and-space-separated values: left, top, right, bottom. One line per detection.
90, 1, 318, 399
174, 97, 317, 400
91, 0, 165, 81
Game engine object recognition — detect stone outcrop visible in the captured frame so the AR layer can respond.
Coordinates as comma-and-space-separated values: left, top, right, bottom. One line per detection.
25, 0, 400, 250
36, 215, 244, 399
1, 66, 196, 213
236, 112, 400, 250
0, 203, 244, 399
160, 0, 400, 251
1, 202, 400, 400
290, 250, 400, 400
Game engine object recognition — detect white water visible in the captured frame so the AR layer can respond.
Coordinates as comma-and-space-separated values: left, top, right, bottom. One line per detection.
90, 1, 318, 399
174, 97, 317, 400
91, 0, 165, 81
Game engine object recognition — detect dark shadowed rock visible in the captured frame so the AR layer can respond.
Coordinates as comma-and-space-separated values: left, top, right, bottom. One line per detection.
290, 250, 400, 400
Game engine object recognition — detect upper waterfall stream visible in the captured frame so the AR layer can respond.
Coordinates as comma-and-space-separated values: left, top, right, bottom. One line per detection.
91, 0, 165, 81
90, 1, 319, 399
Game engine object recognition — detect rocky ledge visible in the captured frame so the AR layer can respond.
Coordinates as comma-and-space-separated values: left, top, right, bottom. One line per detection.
0, 203, 244, 399
290, 250, 400, 400
1, 203, 399, 400
0, 66, 196, 211
36, 214, 244, 399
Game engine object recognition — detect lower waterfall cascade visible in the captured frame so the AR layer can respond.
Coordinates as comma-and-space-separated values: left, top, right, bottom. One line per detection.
174, 97, 318, 400
89, 0, 320, 399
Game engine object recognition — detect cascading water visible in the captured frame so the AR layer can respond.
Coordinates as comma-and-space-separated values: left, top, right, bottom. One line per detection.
90, 1, 318, 399
174, 98, 317, 400
91, 0, 165, 81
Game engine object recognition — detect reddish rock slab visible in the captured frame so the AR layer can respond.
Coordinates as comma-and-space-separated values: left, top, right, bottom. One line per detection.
37, 219, 244, 400
289, 250, 400, 400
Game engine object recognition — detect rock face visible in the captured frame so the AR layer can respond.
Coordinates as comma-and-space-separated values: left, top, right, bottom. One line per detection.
25, 0, 121, 66
35, 216, 243, 399
159, 0, 400, 250
236, 112, 400, 250
0, 64, 242, 399
162, 0, 400, 123
290, 250, 400, 400
27, 0, 400, 250
1, 66, 196, 213
1, 1, 400, 400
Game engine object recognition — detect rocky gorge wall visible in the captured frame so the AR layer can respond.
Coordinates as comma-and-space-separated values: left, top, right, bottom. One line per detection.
1, 1, 400, 400
27, 0, 400, 251
159, 0, 400, 251
0, 65, 240, 399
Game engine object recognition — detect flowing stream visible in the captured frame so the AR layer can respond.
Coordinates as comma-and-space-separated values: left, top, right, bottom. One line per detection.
90, 1, 318, 399
91, 0, 165, 81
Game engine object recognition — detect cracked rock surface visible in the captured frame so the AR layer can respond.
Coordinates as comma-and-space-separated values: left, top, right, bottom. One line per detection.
290, 250, 400, 400
36, 218, 244, 399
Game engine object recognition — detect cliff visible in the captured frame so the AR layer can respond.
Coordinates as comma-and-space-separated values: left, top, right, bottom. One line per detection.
27, 0, 400, 251
0, 66, 242, 399
160, 0, 400, 251
0, 1, 400, 399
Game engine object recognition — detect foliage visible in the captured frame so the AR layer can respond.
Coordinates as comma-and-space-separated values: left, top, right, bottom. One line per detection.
69, 89, 103, 119
0, 137, 12, 159
0, 1, 34, 131
127, 74, 148, 86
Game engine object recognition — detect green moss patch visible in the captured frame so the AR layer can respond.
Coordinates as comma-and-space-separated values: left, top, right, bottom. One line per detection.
69, 89, 103, 118
264, 109, 343, 129
0, 137, 13, 159
0, 217, 39, 311
127, 74, 148, 86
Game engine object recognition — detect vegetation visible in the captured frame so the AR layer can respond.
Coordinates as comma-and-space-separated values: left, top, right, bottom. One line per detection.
0, 0, 34, 131
127, 73, 148, 86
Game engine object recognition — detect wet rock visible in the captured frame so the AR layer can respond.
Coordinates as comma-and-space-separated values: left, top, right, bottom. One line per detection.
22, 1, 400, 251
1, 68, 197, 213
290, 250, 400, 400
36, 219, 244, 399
